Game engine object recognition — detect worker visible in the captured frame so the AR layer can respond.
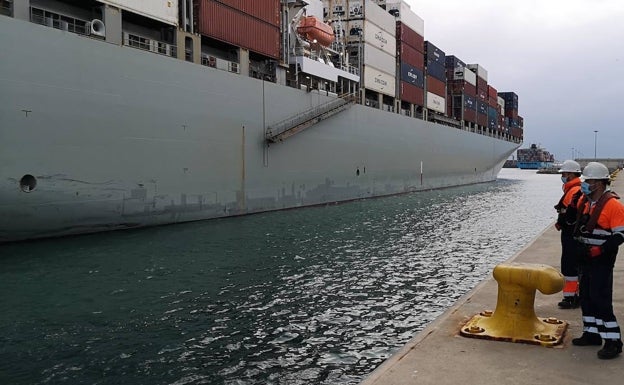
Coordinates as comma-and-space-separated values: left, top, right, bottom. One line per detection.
554, 160, 583, 308
572, 162, 624, 359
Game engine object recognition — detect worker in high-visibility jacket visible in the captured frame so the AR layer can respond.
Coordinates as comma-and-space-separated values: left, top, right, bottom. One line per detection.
554, 160, 583, 309
573, 162, 624, 359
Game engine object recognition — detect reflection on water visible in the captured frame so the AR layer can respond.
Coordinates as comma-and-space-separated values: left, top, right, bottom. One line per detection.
0, 169, 561, 384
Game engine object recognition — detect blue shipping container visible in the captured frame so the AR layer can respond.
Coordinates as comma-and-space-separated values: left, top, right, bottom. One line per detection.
401, 62, 425, 88
477, 100, 488, 114
464, 94, 476, 110
426, 60, 446, 82
445, 55, 465, 69
424, 41, 445, 65
488, 105, 498, 118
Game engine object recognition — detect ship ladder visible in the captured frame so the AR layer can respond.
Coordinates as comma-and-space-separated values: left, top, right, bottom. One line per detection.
265, 93, 357, 144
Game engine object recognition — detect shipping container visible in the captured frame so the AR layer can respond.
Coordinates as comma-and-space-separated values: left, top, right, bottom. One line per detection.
426, 91, 445, 114
465, 94, 476, 110
487, 85, 497, 99
477, 100, 488, 115
426, 61, 446, 82
467, 63, 488, 81
396, 22, 424, 52
214, 0, 280, 26
385, 0, 424, 35
477, 113, 487, 127
364, 0, 396, 33
505, 108, 519, 120
518, 116, 524, 128
499, 92, 519, 110
447, 80, 476, 97
400, 62, 424, 88
99, 0, 178, 25
488, 105, 497, 119
445, 55, 465, 69
363, 20, 396, 56
488, 115, 497, 130
398, 42, 424, 69
464, 108, 477, 123
476, 77, 487, 91
399, 81, 425, 105
349, 0, 364, 18
497, 96, 505, 111
196, 1, 280, 58
424, 41, 445, 66
364, 42, 396, 74
363, 65, 396, 96
426, 75, 445, 97
477, 88, 487, 101
449, 66, 476, 86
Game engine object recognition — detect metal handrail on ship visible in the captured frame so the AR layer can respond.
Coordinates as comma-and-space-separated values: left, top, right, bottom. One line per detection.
266, 93, 357, 140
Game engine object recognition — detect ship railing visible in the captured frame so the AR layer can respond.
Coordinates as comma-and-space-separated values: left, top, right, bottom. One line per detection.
29, 7, 89, 36
1, 0, 12, 17
122, 32, 177, 58
266, 93, 357, 143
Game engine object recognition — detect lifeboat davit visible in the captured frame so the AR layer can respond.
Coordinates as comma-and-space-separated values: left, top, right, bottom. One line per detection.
297, 16, 335, 47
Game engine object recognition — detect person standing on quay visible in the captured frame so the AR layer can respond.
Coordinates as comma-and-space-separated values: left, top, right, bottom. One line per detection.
554, 160, 583, 309
572, 162, 624, 359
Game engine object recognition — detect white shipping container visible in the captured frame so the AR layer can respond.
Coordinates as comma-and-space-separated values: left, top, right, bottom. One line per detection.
497, 96, 505, 111
385, 0, 424, 36
364, 66, 396, 96
363, 43, 395, 75
467, 64, 488, 81
363, 20, 396, 56
305, 0, 324, 19
426, 92, 446, 114
98, 0, 178, 26
346, 19, 364, 43
363, 0, 395, 34
453, 67, 477, 86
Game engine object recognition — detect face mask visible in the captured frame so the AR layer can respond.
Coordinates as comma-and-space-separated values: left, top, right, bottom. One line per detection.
561, 176, 568, 184
581, 182, 593, 195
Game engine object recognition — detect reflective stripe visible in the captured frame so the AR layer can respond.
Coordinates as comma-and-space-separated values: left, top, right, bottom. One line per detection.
596, 319, 604, 326
563, 276, 578, 282
604, 321, 620, 328
583, 316, 597, 323
586, 326, 599, 334
600, 332, 621, 339
562, 280, 578, 295
578, 237, 606, 245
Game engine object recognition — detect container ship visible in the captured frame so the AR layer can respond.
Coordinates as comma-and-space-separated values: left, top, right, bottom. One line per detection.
517, 144, 555, 169
0, 0, 524, 243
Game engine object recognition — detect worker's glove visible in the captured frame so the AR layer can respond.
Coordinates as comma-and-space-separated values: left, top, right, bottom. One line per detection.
555, 223, 561, 231
588, 246, 602, 258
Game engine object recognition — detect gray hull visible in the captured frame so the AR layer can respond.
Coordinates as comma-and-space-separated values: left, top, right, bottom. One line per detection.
0, 17, 520, 242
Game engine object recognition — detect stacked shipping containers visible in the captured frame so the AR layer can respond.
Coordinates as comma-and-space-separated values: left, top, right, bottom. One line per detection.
388, 0, 425, 107
194, 0, 280, 59
445, 56, 477, 124
499, 92, 523, 138
467, 64, 488, 127
424, 41, 445, 114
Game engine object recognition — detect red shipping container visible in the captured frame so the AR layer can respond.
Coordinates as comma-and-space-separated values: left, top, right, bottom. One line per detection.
400, 81, 425, 106
505, 108, 518, 119
396, 22, 424, 53
477, 112, 487, 126
488, 96, 498, 107
398, 43, 424, 70
426, 75, 445, 97
448, 80, 476, 97
464, 109, 476, 123
487, 85, 497, 99
196, 0, 280, 59
518, 115, 524, 127
213, 0, 280, 26
477, 88, 487, 101
476, 77, 487, 91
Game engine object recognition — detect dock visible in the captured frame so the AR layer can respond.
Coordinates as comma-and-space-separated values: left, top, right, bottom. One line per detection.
361, 175, 624, 384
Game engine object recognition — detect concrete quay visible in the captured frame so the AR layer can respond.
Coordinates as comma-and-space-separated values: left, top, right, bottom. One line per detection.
361, 174, 624, 385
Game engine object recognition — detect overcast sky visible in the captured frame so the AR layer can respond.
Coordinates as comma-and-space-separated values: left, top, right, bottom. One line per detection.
404, 0, 624, 160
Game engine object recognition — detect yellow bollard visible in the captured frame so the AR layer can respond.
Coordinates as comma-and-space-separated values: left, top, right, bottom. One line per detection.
460, 263, 568, 346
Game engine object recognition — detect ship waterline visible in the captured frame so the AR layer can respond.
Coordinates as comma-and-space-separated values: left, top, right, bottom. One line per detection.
0, 16, 519, 243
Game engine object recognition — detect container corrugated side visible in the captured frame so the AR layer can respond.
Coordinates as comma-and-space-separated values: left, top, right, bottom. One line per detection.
400, 62, 424, 88
363, 65, 396, 96
467, 63, 488, 81
426, 75, 445, 97
450, 66, 476, 86
426, 92, 445, 114
364, 42, 396, 74
396, 22, 424, 52
197, 1, 279, 59
364, 0, 396, 34
424, 41, 445, 65
363, 20, 396, 56
399, 81, 424, 105
398, 42, 424, 69
216, 0, 280, 26
99, 0, 178, 25
426, 61, 445, 83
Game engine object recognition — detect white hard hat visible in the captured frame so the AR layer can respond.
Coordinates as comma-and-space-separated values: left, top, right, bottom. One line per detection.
558, 159, 581, 173
581, 162, 610, 180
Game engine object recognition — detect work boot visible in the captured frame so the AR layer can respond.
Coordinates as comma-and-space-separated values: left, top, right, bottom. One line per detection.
558, 296, 580, 309
572, 332, 602, 346
597, 339, 623, 359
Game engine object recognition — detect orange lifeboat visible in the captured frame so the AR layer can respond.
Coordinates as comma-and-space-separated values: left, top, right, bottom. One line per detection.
297, 16, 335, 47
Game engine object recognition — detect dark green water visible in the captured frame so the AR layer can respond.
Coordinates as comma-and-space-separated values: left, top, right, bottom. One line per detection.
0, 169, 561, 384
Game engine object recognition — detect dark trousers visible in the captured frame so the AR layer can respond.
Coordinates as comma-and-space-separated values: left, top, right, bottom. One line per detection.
560, 232, 580, 277
579, 258, 621, 340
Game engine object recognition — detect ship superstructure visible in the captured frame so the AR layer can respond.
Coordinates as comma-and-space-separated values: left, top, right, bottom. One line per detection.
0, 0, 523, 242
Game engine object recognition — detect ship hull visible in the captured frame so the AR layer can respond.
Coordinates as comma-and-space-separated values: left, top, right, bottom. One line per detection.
0, 17, 520, 242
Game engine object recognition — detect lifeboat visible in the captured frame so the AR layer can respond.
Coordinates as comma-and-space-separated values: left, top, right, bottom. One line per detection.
297, 16, 334, 47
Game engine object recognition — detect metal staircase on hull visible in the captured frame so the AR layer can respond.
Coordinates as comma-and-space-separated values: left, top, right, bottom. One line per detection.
266, 94, 357, 144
